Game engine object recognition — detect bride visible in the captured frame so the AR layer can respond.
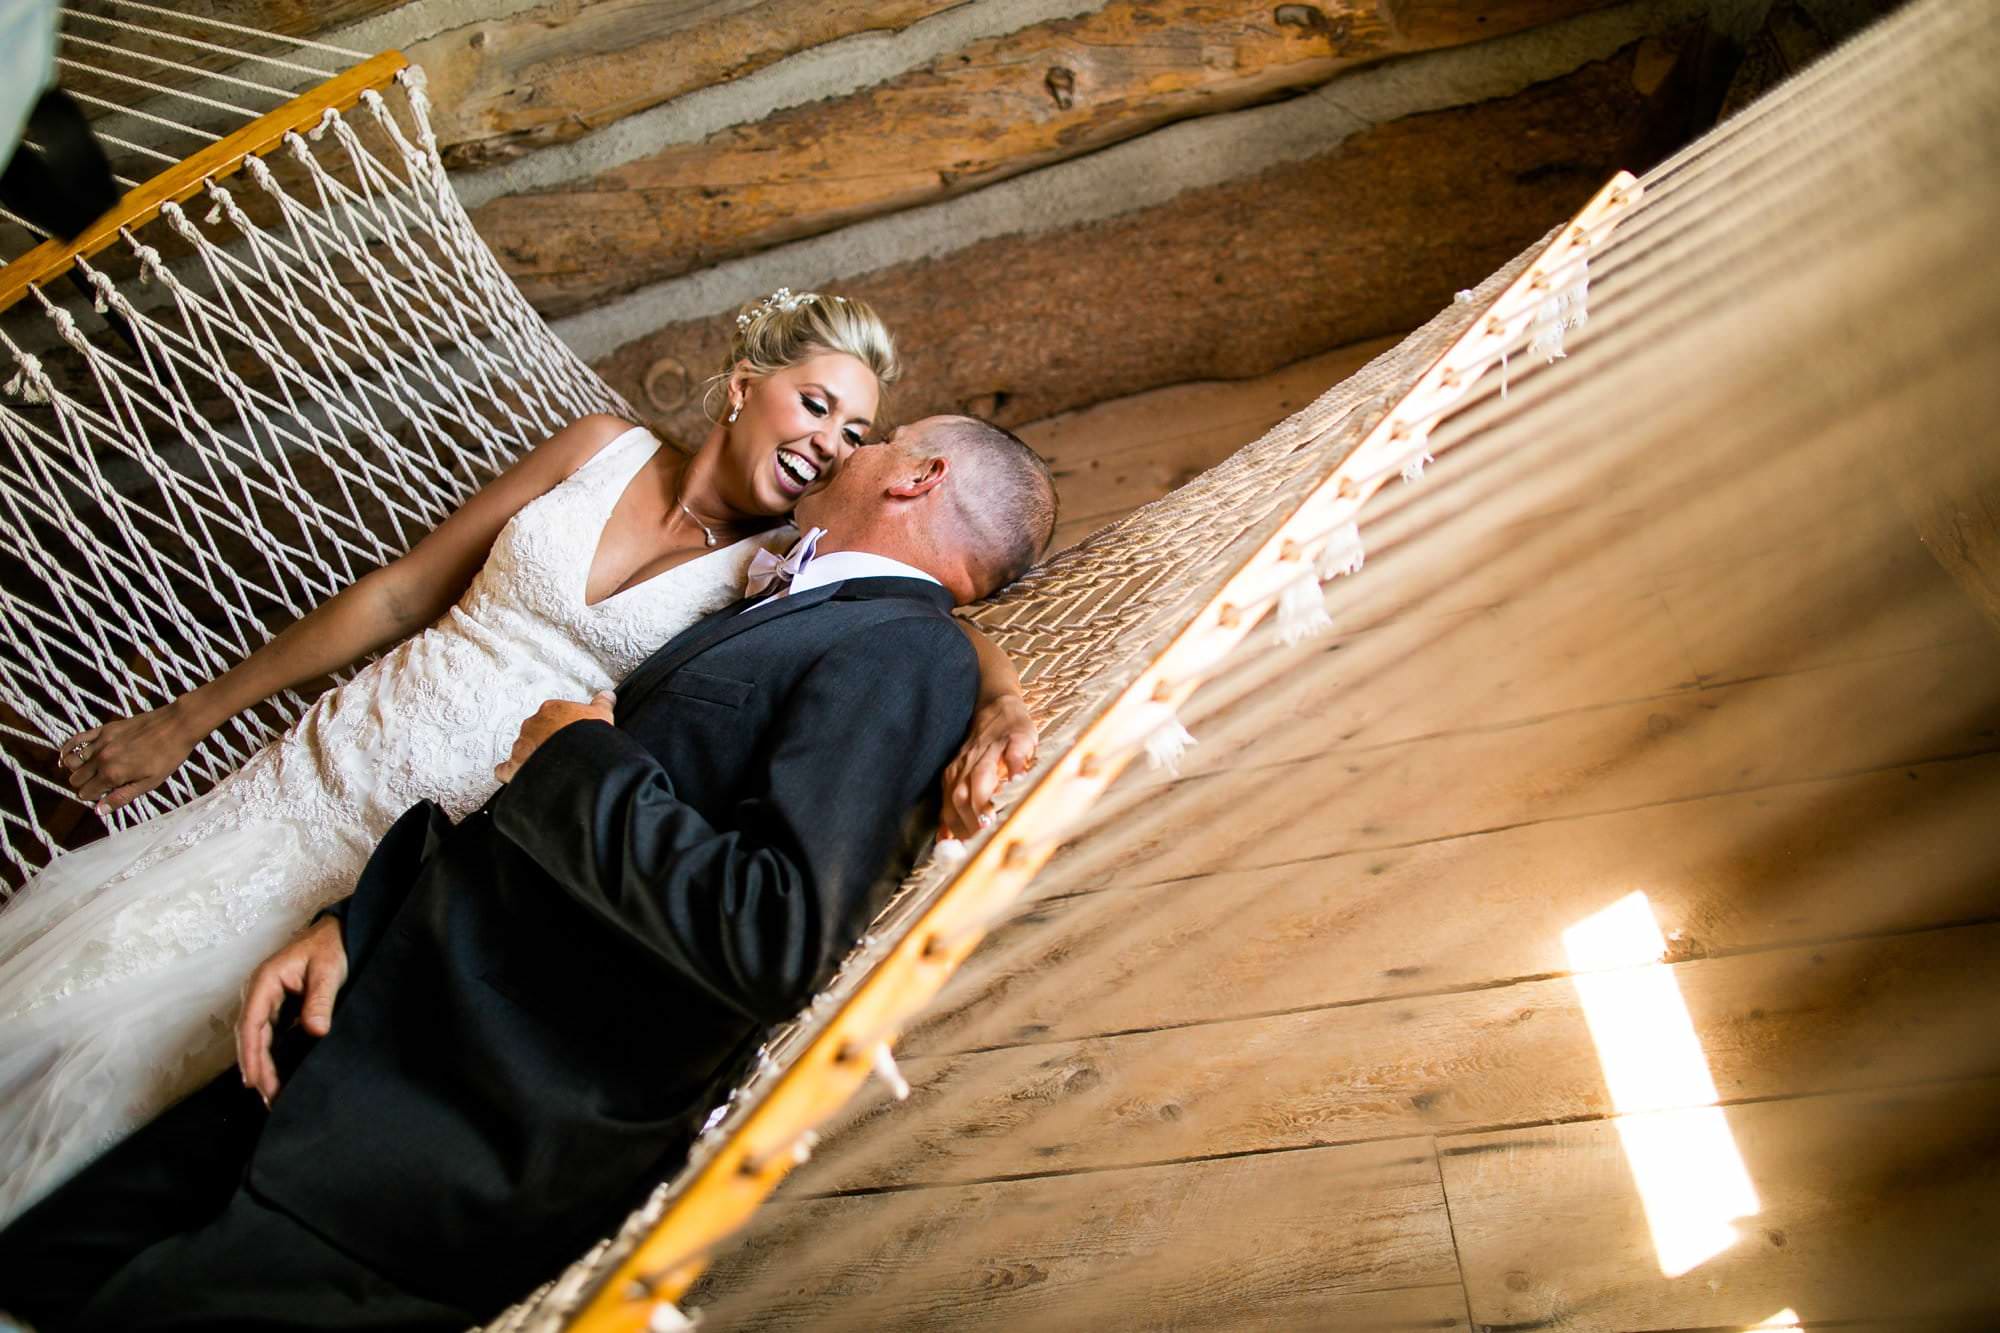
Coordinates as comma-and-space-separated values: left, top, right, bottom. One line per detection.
0, 289, 1036, 1224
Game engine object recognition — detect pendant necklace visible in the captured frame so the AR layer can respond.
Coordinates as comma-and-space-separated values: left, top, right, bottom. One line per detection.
674, 471, 720, 547
678, 496, 719, 547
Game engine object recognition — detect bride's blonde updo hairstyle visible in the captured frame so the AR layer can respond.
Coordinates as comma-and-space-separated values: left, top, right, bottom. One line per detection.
703, 288, 901, 422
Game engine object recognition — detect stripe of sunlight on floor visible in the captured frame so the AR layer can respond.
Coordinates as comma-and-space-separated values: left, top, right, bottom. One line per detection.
1562, 892, 1761, 1280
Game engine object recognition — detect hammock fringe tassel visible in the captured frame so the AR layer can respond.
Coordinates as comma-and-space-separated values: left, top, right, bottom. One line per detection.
645, 1302, 700, 1332
1530, 257, 1590, 362
1144, 717, 1198, 775
870, 1042, 911, 1102
1318, 522, 1365, 579
1277, 575, 1334, 646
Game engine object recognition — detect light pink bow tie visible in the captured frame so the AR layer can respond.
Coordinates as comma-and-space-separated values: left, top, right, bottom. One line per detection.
744, 526, 825, 598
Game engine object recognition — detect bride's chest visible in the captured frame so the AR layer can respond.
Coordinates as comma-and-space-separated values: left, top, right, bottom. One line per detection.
463, 484, 743, 663
581, 508, 717, 608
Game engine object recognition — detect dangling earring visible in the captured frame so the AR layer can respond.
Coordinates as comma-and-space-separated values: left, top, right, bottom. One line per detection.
727, 402, 741, 423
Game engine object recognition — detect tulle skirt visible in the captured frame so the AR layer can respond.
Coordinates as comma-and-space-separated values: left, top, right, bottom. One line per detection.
0, 801, 369, 1225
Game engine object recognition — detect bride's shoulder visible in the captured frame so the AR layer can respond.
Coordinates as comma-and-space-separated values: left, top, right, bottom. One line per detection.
546, 414, 659, 481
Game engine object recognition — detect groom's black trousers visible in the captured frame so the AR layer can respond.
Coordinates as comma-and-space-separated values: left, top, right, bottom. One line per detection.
0, 1030, 471, 1333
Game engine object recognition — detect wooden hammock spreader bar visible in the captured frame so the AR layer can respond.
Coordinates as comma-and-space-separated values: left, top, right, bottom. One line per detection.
0, 50, 409, 316
563, 167, 1643, 1333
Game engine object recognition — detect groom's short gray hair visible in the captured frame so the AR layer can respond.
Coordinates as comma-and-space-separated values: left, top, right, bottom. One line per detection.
922, 415, 1057, 595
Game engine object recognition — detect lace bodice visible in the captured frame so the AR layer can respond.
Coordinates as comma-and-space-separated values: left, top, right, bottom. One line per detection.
329, 425, 779, 827
4, 427, 788, 1010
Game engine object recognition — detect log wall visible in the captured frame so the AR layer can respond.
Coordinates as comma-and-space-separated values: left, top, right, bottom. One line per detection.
228, 0, 1809, 447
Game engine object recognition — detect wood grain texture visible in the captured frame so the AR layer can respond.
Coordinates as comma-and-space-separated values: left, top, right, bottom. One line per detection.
905, 751, 2000, 1054
794, 926, 2000, 1192
595, 34, 1706, 438
410, 0, 960, 171
1045, 635, 2000, 891
1877, 394, 2000, 635
477, 0, 1626, 315
1441, 1079, 2000, 1329
690, 1137, 1466, 1330
1143, 502, 1996, 792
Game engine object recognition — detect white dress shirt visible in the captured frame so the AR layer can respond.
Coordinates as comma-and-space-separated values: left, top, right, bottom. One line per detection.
740, 544, 941, 613
785, 549, 940, 597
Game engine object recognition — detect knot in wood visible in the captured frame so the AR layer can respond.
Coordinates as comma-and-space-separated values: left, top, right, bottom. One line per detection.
1045, 66, 1076, 111
643, 355, 690, 412
1060, 1065, 1101, 1095
963, 389, 1011, 420
1274, 4, 1349, 43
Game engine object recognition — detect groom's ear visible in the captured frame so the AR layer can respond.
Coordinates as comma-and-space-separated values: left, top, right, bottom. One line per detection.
887, 454, 948, 500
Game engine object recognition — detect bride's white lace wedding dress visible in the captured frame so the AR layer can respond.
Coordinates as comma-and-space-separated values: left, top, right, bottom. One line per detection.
0, 425, 786, 1225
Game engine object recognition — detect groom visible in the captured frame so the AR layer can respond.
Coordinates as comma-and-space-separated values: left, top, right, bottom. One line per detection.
0, 416, 1057, 1331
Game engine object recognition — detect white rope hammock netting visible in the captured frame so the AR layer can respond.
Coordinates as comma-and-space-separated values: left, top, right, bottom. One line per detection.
1, 17, 628, 889
2, 0, 1991, 1327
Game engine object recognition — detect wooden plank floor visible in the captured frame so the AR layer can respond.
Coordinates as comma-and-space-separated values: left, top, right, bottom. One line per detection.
688, 337, 2000, 1330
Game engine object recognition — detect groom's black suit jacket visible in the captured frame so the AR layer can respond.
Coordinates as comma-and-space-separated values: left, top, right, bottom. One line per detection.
247, 575, 976, 1315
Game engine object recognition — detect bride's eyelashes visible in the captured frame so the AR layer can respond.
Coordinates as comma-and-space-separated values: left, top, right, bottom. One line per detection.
798, 392, 868, 448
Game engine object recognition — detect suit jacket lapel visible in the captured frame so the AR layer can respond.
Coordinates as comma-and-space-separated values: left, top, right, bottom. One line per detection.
616, 583, 842, 721
618, 577, 957, 722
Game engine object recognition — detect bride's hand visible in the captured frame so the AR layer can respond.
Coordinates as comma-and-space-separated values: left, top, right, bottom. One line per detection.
56, 701, 204, 814
940, 694, 1038, 842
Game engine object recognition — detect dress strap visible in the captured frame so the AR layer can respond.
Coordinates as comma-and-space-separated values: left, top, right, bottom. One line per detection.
573, 424, 663, 482
563, 425, 664, 518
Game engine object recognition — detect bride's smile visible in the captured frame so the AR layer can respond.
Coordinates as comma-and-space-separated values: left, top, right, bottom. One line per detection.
705, 347, 881, 517
773, 446, 818, 494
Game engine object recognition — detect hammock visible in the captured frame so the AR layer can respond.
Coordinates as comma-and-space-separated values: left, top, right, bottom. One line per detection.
0, 6, 626, 889
3, 0, 1988, 1328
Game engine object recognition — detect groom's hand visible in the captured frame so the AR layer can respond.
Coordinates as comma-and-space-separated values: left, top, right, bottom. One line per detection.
495, 690, 616, 783
939, 693, 1038, 841
237, 916, 347, 1105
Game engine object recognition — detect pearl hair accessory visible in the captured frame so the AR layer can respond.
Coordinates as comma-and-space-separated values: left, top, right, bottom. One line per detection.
736, 286, 817, 329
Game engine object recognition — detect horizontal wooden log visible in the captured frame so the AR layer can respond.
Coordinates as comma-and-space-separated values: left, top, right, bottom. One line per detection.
480, 0, 1626, 316
410, 0, 961, 171
794, 925, 2000, 1192
1441, 1079, 2000, 1328
596, 33, 1708, 441
690, 1137, 1465, 1330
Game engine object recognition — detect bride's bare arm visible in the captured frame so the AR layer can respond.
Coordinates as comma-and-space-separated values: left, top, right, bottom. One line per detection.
59, 414, 638, 812
939, 620, 1037, 840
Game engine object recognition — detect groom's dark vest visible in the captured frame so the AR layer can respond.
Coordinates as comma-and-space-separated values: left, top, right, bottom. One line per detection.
246, 577, 975, 1315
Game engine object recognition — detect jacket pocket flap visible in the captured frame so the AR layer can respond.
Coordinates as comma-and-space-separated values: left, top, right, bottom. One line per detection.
662, 669, 753, 708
